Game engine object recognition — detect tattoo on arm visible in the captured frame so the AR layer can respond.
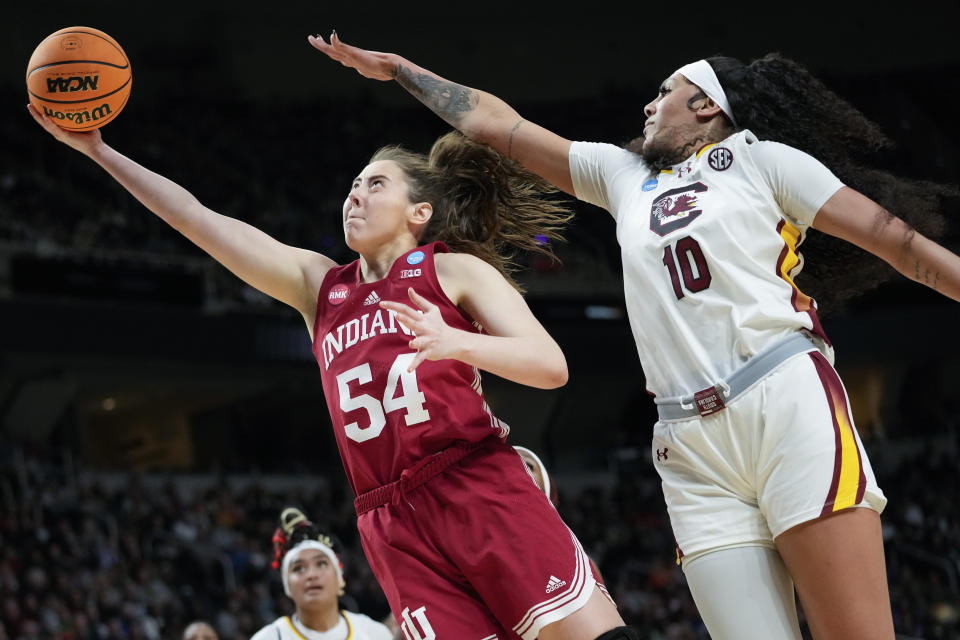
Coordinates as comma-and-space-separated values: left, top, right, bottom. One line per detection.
393, 64, 478, 125
508, 119, 524, 160
912, 260, 942, 289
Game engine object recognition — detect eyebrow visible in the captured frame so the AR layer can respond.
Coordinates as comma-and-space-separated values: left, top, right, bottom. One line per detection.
352, 173, 391, 185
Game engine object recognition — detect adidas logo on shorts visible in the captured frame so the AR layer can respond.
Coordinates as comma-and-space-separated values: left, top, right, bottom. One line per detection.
545, 575, 567, 594
363, 291, 381, 306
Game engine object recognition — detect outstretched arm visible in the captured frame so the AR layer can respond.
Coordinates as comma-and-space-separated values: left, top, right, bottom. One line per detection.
28, 105, 335, 335
378, 253, 568, 389
813, 186, 960, 301
308, 33, 575, 195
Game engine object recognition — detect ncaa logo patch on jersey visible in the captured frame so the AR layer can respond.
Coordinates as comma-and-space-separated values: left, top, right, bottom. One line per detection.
328, 283, 349, 305
406, 251, 425, 265
707, 147, 733, 171
642, 178, 659, 192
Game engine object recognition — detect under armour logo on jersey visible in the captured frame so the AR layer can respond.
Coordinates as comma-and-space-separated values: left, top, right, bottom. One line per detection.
399, 605, 436, 640
545, 575, 567, 593
656, 448, 669, 461
675, 162, 693, 178
363, 291, 381, 306
707, 147, 734, 171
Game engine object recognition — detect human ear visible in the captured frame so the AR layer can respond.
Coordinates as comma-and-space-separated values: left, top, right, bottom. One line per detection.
695, 96, 723, 119
410, 202, 433, 225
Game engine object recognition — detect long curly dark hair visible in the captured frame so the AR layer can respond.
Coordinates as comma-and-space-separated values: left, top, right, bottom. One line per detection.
709, 53, 958, 313
371, 131, 573, 292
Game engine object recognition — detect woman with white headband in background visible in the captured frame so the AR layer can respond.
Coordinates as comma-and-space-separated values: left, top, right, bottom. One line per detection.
250, 507, 394, 640
310, 36, 960, 640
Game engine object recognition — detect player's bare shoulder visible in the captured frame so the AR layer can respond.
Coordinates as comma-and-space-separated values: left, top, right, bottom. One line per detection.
302, 249, 339, 289
434, 251, 499, 306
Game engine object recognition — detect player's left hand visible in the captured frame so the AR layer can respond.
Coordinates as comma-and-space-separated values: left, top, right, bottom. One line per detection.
379, 288, 459, 371
307, 32, 396, 81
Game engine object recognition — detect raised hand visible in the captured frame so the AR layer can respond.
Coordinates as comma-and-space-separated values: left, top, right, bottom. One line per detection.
379, 288, 461, 371
27, 104, 103, 156
307, 32, 396, 81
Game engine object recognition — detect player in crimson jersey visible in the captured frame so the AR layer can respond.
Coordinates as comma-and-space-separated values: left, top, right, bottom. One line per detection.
29, 105, 639, 640
309, 34, 960, 640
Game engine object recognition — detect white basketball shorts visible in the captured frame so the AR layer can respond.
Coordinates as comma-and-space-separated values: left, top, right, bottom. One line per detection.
651, 350, 887, 563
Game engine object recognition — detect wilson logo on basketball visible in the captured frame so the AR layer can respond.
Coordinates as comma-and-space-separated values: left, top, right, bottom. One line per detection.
42, 103, 112, 124
328, 284, 349, 305
46, 76, 99, 93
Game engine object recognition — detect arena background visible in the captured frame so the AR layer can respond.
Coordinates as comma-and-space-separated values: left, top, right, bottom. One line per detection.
1, 2, 959, 639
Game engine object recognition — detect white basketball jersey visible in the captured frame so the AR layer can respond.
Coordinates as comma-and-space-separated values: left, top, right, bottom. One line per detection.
569, 130, 844, 398
249, 612, 394, 640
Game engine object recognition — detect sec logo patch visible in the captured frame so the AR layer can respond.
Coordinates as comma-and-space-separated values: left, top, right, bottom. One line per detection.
707, 147, 733, 171
328, 284, 349, 305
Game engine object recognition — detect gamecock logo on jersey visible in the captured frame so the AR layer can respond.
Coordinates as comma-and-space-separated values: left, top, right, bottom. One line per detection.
649, 182, 708, 236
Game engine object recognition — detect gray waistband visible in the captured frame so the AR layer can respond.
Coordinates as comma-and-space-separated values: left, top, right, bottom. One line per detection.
655, 333, 819, 421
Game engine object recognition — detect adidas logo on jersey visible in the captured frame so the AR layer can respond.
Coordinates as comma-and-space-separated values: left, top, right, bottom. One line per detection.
545, 575, 567, 594
363, 291, 381, 306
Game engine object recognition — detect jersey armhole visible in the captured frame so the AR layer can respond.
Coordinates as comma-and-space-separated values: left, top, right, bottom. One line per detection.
312, 264, 349, 348
430, 244, 485, 332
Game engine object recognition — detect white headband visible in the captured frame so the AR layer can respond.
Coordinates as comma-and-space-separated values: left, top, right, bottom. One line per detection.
674, 60, 737, 127
280, 540, 344, 596
514, 446, 551, 502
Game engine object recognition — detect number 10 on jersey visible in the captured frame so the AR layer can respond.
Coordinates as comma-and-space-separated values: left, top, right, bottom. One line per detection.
662, 236, 712, 299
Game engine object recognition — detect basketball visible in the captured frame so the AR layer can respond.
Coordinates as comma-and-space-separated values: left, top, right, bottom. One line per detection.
26, 26, 132, 131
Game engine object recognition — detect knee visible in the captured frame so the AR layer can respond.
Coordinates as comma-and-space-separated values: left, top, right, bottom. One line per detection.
593, 626, 641, 640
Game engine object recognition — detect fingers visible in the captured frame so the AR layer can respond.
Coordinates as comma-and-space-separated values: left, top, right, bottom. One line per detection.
27, 104, 51, 130
27, 104, 66, 139
407, 288, 438, 313
378, 300, 416, 322
407, 348, 428, 372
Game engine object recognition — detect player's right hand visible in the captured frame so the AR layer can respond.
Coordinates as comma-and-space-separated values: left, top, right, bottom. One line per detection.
27, 104, 102, 155
307, 32, 396, 81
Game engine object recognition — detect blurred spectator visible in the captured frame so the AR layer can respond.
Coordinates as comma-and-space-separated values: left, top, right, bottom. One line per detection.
182, 620, 217, 640
1, 424, 957, 639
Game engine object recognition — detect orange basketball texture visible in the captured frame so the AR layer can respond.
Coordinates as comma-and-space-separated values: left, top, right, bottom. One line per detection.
26, 26, 132, 131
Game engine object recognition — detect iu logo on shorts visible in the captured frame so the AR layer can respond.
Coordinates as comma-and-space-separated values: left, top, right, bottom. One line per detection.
399, 605, 436, 640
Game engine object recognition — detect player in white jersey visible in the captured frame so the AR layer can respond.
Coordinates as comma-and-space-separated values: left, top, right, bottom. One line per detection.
311, 36, 960, 640
250, 507, 394, 640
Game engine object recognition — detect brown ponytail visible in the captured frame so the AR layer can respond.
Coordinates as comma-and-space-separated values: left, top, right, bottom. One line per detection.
370, 131, 573, 291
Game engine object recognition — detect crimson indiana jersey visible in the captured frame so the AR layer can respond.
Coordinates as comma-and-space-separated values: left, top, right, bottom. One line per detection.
312, 241, 509, 496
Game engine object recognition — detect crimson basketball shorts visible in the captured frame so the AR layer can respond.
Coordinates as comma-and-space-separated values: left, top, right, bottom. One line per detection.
652, 350, 887, 564
356, 442, 607, 640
